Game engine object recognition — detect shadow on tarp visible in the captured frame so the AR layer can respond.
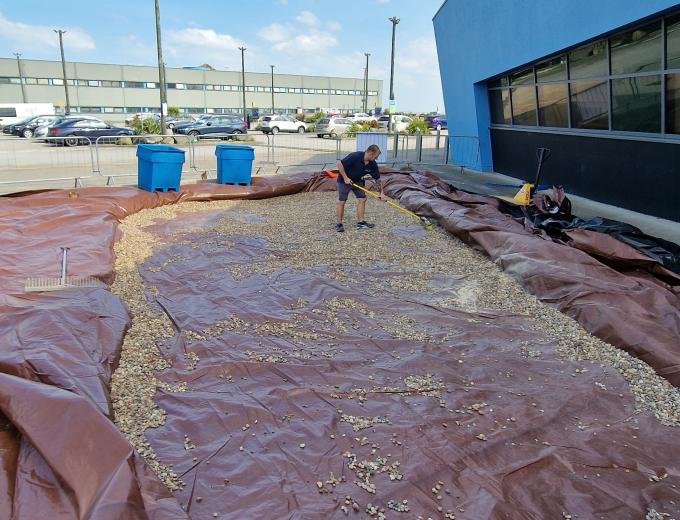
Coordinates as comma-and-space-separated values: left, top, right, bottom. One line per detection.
0, 169, 678, 518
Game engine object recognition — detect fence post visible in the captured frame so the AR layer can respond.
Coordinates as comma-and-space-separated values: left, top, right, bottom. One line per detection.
435, 128, 441, 150
445, 135, 450, 165
336, 136, 341, 161
415, 129, 423, 163
392, 132, 399, 159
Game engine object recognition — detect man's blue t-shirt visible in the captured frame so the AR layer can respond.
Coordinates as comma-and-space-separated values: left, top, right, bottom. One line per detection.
339, 151, 380, 184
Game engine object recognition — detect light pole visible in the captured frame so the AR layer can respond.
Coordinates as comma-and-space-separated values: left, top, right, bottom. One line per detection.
388, 16, 399, 133
239, 47, 247, 127
14, 53, 27, 103
363, 53, 370, 114
270, 65, 275, 115
154, 0, 169, 134
53, 30, 71, 114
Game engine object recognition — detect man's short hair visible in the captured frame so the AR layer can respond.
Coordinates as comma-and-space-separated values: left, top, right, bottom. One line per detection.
366, 144, 381, 154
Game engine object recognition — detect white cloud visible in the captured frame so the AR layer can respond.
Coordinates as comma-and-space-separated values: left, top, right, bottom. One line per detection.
296, 11, 320, 26
257, 23, 289, 44
165, 27, 250, 68
257, 12, 340, 56
376, 0, 390, 3
0, 12, 95, 52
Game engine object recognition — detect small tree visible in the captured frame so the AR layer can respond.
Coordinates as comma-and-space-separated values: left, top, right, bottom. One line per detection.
309, 111, 326, 123
131, 116, 162, 135
405, 118, 430, 135
168, 106, 180, 116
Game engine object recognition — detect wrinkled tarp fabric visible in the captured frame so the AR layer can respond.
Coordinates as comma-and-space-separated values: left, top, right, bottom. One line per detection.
0, 173, 329, 519
0, 170, 678, 519
380, 172, 680, 386
137, 212, 679, 519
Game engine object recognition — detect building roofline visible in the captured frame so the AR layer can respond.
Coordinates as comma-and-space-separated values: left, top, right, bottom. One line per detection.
433, 0, 449, 21
0, 56, 381, 83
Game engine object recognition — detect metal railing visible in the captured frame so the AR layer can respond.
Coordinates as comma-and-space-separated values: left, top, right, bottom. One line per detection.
0, 129, 480, 193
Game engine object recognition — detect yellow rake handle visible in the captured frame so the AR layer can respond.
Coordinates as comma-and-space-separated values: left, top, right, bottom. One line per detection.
350, 182, 422, 221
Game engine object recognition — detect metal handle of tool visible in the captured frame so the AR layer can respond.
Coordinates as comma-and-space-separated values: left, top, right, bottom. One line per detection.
350, 182, 422, 221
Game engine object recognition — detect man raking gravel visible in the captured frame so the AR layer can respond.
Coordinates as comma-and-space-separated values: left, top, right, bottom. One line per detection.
335, 144, 386, 232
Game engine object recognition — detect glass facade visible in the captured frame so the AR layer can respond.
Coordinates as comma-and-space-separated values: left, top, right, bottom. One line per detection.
488, 10, 680, 137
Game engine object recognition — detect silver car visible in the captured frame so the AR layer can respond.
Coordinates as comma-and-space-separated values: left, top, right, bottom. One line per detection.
34, 115, 100, 139
316, 117, 353, 138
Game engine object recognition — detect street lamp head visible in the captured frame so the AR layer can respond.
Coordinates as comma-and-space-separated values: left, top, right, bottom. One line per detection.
388, 17, 400, 24
238, 46, 247, 52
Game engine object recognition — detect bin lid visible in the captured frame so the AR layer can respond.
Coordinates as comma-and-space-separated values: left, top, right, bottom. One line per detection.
215, 144, 254, 151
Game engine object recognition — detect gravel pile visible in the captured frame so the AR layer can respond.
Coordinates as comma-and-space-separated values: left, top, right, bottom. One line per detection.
110, 192, 680, 492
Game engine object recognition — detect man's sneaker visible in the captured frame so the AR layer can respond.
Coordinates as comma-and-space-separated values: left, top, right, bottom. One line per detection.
336, 223, 345, 233
356, 221, 375, 230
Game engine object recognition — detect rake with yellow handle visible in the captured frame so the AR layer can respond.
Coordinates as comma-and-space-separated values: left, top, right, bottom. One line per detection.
323, 169, 434, 231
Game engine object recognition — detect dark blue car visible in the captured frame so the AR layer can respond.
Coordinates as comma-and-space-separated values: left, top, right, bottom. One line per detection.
425, 114, 447, 130
175, 115, 246, 137
47, 117, 133, 146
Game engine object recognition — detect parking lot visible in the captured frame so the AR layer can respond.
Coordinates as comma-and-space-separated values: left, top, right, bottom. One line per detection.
0, 128, 453, 194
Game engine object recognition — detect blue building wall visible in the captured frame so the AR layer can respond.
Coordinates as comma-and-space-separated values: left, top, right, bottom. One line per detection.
433, 0, 680, 171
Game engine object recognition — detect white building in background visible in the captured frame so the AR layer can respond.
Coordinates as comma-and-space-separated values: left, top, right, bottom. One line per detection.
0, 58, 383, 123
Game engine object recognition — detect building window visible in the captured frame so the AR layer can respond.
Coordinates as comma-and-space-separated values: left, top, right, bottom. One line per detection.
510, 68, 534, 85
610, 21, 662, 75
510, 86, 537, 125
538, 83, 568, 127
144, 82, 158, 89
206, 84, 215, 90
125, 81, 144, 88
488, 10, 680, 137
569, 41, 608, 79
51, 78, 64, 86
667, 73, 680, 133
37, 78, 50, 85
570, 80, 609, 130
273, 87, 287, 93
101, 80, 122, 88
489, 89, 511, 124
536, 57, 566, 83
668, 14, 680, 70
81, 106, 103, 113
611, 75, 662, 132
87, 80, 101, 87
186, 83, 203, 90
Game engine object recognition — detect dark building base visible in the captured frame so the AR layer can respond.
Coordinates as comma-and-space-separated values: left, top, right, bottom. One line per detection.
490, 128, 680, 223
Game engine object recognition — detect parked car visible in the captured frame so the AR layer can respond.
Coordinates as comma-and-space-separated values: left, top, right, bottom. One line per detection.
2, 116, 36, 135
316, 117, 353, 138
377, 114, 413, 132
165, 116, 194, 130
172, 115, 211, 133
174, 115, 246, 136
14, 115, 61, 138
47, 118, 133, 146
260, 115, 307, 134
351, 112, 376, 123
34, 115, 100, 139
424, 114, 447, 130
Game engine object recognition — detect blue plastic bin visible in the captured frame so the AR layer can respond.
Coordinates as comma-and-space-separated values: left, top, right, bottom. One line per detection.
215, 144, 254, 186
136, 144, 186, 192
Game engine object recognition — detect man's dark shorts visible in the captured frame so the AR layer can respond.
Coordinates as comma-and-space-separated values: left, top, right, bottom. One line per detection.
338, 181, 367, 202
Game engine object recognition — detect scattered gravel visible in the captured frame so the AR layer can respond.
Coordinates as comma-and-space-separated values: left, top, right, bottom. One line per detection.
110, 191, 680, 492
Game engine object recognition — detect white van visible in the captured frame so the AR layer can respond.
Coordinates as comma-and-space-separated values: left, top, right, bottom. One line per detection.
0, 103, 55, 127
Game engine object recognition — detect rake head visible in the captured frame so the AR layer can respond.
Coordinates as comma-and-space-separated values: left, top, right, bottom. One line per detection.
25, 276, 100, 293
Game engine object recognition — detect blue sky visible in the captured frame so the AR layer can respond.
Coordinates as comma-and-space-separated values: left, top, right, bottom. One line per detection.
0, 0, 445, 112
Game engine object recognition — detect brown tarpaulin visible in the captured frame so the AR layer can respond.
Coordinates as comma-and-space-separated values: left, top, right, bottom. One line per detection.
0, 171, 678, 519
